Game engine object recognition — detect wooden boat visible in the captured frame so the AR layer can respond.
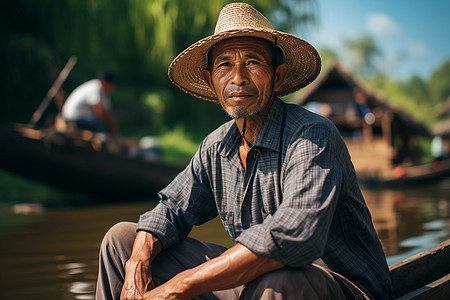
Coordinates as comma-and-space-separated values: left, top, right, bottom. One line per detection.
389, 239, 450, 299
0, 122, 187, 199
358, 158, 450, 188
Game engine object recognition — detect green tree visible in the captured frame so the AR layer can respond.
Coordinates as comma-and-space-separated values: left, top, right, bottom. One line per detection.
368, 60, 450, 127
428, 60, 450, 107
403, 75, 431, 105
1, 0, 318, 139
344, 34, 382, 78
318, 47, 340, 69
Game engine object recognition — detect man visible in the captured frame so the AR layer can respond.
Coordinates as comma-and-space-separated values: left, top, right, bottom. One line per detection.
96, 3, 393, 299
62, 70, 119, 136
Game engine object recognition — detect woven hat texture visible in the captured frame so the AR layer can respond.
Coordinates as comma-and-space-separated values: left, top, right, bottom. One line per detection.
168, 2, 321, 102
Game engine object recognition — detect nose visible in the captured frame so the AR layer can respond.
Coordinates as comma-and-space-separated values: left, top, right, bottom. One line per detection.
231, 64, 248, 86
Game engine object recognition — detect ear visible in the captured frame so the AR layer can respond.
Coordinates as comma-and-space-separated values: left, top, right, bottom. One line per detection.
273, 63, 289, 92
202, 69, 217, 96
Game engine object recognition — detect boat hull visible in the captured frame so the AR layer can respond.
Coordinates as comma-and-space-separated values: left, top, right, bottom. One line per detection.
0, 123, 186, 199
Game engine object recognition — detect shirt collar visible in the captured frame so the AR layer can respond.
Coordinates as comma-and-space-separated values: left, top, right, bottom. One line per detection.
218, 97, 285, 157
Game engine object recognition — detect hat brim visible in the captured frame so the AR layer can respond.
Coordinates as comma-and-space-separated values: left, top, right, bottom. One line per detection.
168, 28, 321, 103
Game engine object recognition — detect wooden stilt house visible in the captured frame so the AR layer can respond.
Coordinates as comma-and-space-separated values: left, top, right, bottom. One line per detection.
432, 97, 450, 157
292, 63, 435, 186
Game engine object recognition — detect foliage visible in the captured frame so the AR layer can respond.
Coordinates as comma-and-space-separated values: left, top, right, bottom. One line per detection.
367, 60, 450, 127
159, 124, 200, 161
403, 75, 431, 106
318, 47, 340, 68
0, 170, 90, 205
1, 0, 317, 142
428, 60, 450, 108
344, 34, 382, 78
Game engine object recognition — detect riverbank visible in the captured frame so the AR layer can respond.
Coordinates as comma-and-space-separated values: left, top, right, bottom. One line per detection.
0, 169, 93, 206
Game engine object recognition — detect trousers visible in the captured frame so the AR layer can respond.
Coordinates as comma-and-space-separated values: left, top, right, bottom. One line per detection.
96, 222, 371, 299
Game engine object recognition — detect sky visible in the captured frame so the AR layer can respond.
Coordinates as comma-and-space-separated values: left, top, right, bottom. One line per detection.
300, 0, 450, 79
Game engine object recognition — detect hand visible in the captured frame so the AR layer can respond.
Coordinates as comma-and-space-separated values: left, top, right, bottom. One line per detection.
143, 277, 191, 300
120, 258, 155, 299
121, 231, 163, 299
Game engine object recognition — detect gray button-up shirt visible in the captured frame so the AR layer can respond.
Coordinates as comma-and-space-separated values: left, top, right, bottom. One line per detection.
138, 97, 393, 299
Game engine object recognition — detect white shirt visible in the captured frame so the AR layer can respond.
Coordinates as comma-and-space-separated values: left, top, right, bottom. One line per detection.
62, 79, 112, 121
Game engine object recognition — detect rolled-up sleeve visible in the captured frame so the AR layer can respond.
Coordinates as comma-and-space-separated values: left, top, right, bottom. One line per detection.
137, 141, 218, 249
236, 123, 344, 267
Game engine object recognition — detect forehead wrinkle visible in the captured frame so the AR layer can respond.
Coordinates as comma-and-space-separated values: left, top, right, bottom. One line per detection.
245, 53, 265, 61
215, 54, 231, 64
214, 52, 266, 64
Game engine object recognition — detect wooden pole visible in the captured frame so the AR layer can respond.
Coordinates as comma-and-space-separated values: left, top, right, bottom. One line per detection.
28, 56, 77, 128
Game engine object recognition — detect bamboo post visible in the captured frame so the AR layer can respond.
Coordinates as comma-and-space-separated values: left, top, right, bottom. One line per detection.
28, 56, 77, 128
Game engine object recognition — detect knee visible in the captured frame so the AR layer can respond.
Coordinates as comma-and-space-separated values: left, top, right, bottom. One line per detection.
103, 222, 136, 240
248, 267, 303, 295
242, 265, 344, 299
100, 222, 137, 255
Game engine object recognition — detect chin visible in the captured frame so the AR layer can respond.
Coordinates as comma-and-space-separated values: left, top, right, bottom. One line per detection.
225, 107, 261, 119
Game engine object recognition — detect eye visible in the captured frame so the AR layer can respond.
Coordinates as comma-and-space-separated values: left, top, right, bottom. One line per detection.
247, 60, 260, 65
217, 62, 232, 68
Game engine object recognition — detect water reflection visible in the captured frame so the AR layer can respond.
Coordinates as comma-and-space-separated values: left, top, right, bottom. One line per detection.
61, 263, 87, 276
363, 189, 400, 255
362, 179, 450, 264
0, 180, 448, 299
68, 281, 95, 300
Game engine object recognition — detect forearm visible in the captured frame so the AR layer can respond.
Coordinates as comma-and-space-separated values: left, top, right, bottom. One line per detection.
144, 242, 283, 299
121, 231, 162, 298
128, 230, 162, 262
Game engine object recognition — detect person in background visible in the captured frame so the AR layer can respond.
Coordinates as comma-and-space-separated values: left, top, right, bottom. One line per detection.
96, 3, 393, 299
62, 70, 119, 137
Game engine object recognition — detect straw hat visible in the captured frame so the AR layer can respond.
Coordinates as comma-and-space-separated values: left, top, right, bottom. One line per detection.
168, 2, 321, 103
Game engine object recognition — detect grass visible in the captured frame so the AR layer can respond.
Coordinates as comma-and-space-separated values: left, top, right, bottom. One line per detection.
0, 169, 65, 204
159, 125, 200, 162
0, 169, 92, 206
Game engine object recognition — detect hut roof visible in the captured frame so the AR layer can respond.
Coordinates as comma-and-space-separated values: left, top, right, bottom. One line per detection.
432, 119, 450, 137
436, 97, 450, 117
433, 97, 450, 137
293, 63, 431, 136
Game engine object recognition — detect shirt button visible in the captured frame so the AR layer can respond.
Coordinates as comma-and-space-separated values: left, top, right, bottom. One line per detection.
242, 201, 248, 208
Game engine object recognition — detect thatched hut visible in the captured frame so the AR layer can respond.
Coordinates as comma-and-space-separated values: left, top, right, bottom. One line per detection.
292, 63, 430, 181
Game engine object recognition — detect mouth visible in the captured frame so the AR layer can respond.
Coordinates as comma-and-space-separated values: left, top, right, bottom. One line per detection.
227, 92, 254, 101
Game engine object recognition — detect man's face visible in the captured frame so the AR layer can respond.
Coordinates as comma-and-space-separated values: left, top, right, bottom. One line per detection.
203, 37, 286, 119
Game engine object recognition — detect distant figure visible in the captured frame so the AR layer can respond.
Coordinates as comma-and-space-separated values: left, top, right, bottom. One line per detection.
62, 70, 119, 136
431, 136, 444, 160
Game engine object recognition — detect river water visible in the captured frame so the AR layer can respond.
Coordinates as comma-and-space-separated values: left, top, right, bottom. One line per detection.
0, 179, 449, 299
